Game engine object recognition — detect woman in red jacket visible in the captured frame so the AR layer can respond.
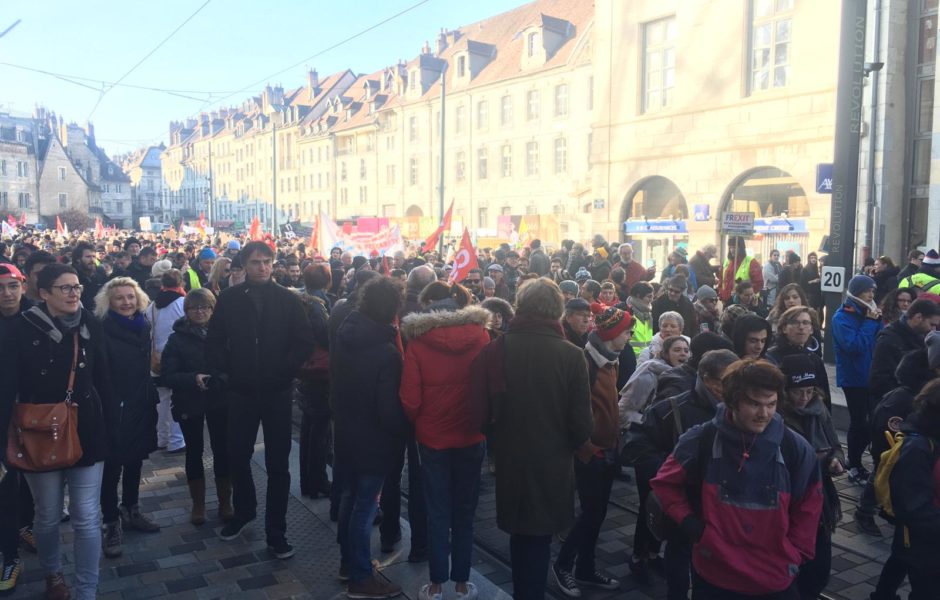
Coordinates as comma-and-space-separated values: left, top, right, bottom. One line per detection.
400, 282, 491, 600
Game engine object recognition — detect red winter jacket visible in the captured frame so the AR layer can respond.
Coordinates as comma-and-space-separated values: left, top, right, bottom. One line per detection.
400, 305, 491, 450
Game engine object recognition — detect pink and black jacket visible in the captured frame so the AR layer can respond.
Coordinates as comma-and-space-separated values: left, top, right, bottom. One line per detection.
650, 404, 823, 595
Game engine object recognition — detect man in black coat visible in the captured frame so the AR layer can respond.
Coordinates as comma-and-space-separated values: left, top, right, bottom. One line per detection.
332, 278, 407, 597
527, 239, 550, 277
125, 246, 157, 289
652, 275, 698, 337
72, 242, 109, 313
207, 242, 315, 558
869, 299, 940, 402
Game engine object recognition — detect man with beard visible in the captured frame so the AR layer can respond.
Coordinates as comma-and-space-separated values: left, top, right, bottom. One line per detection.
71, 242, 108, 312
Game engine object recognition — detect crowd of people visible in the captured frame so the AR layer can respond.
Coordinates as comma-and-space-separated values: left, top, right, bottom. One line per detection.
1, 227, 939, 600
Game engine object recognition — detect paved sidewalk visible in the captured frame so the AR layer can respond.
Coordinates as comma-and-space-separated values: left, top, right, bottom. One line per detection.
8, 404, 907, 599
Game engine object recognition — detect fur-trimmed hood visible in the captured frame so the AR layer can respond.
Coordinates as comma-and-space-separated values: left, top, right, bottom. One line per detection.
400, 305, 491, 344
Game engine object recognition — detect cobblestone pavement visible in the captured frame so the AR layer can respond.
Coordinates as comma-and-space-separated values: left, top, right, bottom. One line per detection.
7, 400, 907, 600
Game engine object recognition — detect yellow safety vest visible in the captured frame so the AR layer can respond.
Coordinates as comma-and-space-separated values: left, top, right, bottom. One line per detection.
630, 315, 653, 358
185, 268, 201, 291
899, 273, 940, 292
723, 256, 754, 283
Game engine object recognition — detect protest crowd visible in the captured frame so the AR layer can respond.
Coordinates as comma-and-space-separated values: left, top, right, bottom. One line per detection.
1, 220, 940, 600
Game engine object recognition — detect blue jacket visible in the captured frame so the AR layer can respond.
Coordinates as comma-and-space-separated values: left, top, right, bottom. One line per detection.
831, 298, 882, 387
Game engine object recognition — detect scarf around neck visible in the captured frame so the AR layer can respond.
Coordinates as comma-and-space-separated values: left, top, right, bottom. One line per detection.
586, 331, 619, 367
108, 310, 149, 334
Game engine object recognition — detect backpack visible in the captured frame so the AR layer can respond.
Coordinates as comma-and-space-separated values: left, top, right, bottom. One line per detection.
646, 421, 802, 542
874, 431, 935, 520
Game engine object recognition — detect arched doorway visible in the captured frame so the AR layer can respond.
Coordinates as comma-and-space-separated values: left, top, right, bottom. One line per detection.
405, 205, 424, 217
719, 167, 810, 261
620, 176, 690, 274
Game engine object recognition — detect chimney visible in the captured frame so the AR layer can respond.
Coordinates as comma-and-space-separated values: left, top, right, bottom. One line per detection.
307, 69, 319, 95
422, 40, 431, 55
437, 28, 448, 55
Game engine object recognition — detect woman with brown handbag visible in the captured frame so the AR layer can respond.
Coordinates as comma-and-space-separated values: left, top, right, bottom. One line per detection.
0, 263, 118, 600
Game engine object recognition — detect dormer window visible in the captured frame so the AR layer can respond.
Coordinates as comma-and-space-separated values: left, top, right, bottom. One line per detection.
409, 72, 416, 91
457, 56, 466, 78
527, 32, 539, 57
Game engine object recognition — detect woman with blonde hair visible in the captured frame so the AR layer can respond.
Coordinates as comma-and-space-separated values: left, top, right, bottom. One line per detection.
207, 257, 232, 296
94, 277, 161, 559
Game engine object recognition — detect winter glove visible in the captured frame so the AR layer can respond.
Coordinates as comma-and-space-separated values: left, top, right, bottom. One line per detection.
680, 515, 705, 543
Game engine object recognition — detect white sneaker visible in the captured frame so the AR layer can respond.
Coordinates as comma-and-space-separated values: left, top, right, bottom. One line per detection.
418, 584, 443, 600
456, 582, 478, 599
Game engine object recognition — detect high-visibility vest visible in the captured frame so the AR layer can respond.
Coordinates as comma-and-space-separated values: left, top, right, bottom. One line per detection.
185, 268, 201, 291
899, 272, 940, 292
630, 315, 653, 358
723, 255, 754, 283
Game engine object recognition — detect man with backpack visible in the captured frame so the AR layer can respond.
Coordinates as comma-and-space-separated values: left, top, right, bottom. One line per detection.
623, 349, 737, 597
878, 378, 940, 597
650, 359, 822, 599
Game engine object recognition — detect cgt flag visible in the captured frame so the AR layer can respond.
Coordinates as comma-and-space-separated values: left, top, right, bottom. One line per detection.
448, 228, 479, 283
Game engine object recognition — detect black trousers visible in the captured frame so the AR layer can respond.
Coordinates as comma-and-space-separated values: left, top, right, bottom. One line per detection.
664, 537, 692, 600
227, 389, 292, 542
796, 527, 831, 599
842, 386, 871, 468
297, 381, 332, 495
178, 406, 229, 481
633, 458, 663, 559
556, 457, 616, 576
509, 533, 551, 600
0, 469, 34, 560
692, 570, 799, 600
100, 459, 143, 523
379, 434, 427, 551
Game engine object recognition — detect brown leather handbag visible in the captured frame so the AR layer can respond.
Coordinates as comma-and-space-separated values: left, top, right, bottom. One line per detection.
6, 332, 84, 471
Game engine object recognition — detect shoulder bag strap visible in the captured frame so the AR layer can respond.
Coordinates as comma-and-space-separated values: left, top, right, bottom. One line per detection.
65, 332, 79, 404
669, 396, 683, 446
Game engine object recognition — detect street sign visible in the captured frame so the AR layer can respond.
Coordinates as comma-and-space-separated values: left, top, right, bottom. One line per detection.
816, 163, 833, 194
720, 211, 755, 235
821, 266, 846, 293
693, 204, 710, 221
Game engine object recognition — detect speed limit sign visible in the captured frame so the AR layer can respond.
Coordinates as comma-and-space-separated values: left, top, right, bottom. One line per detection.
821, 266, 846, 293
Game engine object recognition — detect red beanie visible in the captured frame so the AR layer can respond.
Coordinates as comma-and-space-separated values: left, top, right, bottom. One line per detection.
591, 302, 633, 341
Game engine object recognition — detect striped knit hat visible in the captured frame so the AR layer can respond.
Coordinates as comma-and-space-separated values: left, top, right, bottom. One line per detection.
591, 303, 633, 341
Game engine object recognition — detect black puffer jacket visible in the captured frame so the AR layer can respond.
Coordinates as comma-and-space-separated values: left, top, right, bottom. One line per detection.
0, 306, 118, 469
870, 350, 933, 461
206, 280, 315, 394
870, 319, 925, 403
101, 314, 159, 462
889, 410, 940, 569
332, 310, 407, 473
653, 363, 697, 404
161, 317, 226, 421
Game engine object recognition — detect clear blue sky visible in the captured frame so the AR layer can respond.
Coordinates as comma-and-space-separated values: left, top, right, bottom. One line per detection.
1, 0, 523, 155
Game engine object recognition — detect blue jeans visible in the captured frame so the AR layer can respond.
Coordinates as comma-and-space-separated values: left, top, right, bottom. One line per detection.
419, 441, 485, 584
24, 462, 104, 600
338, 471, 386, 583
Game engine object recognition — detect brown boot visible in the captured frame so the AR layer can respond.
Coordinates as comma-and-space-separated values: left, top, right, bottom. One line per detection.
216, 477, 234, 522
188, 479, 206, 525
345, 572, 402, 598
45, 572, 71, 600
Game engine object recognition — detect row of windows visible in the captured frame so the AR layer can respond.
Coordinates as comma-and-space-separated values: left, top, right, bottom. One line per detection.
0, 160, 31, 178
407, 83, 576, 143
0, 192, 31, 208
641, 1, 793, 113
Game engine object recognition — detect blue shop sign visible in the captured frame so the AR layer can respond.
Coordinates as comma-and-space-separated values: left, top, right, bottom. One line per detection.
754, 218, 807, 234
816, 163, 833, 194
623, 219, 688, 234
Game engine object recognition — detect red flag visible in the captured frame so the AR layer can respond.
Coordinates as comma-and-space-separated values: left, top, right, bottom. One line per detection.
55, 215, 64, 235
449, 228, 479, 283
248, 216, 262, 241
94, 217, 105, 240
422, 199, 454, 253
6, 214, 15, 227
18, 213, 26, 226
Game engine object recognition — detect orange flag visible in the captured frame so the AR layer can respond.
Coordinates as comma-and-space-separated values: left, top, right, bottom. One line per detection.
55, 215, 64, 235
422, 199, 454, 253
248, 216, 262, 241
